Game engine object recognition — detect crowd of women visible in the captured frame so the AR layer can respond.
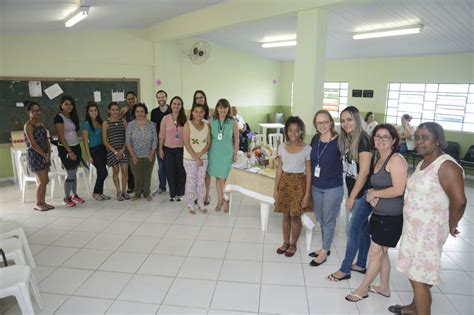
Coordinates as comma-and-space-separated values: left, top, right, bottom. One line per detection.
272, 106, 466, 314
23, 92, 466, 314
23, 90, 238, 214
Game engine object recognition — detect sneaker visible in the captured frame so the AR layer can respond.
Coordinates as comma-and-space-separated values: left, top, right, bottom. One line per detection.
101, 194, 111, 200
176, 196, 183, 202
63, 198, 76, 207
169, 197, 175, 202
122, 192, 131, 200
127, 188, 134, 194
117, 191, 124, 201
71, 195, 85, 204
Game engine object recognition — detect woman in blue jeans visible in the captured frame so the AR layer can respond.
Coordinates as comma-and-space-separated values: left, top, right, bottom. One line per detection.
308, 110, 344, 266
327, 106, 372, 281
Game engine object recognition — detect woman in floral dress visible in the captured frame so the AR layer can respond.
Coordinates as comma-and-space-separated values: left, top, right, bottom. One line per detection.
389, 122, 466, 315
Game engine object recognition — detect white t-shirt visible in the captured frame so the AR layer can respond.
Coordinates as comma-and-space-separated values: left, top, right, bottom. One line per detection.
278, 143, 311, 173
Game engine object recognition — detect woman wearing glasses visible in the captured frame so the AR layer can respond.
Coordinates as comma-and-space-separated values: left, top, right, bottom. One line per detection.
308, 110, 344, 266
345, 124, 407, 302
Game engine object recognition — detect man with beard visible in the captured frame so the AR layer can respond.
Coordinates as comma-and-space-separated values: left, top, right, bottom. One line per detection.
151, 90, 171, 195
122, 91, 138, 194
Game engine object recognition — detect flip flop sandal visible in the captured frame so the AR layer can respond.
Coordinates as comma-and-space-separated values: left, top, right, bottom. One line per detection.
285, 244, 297, 257
369, 285, 391, 297
44, 204, 55, 210
345, 293, 368, 302
389, 305, 416, 314
33, 206, 49, 211
327, 273, 351, 281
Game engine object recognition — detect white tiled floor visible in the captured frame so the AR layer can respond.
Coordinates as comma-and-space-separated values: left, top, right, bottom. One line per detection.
0, 177, 472, 314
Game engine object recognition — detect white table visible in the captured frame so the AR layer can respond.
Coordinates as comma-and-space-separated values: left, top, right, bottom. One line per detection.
258, 123, 285, 142
225, 167, 317, 252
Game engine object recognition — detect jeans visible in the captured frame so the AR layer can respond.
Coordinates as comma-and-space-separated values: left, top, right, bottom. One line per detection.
312, 185, 344, 251
90, 145, 108, 194
164, 146, 186, 198
339, 191, 372, 274
129, 157, 155, 198
156, 154, 167, 191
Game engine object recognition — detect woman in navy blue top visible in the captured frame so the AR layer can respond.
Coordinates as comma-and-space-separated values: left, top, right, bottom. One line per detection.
308, 110, 344, 266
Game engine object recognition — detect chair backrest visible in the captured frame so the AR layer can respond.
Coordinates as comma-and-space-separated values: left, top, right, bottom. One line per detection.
268, 133, 284, 151
50, 146, 65, 172
445, 141, 460, 160
16, 151, 33, 179
254, 134, 266, 146
463, 145, 474, 162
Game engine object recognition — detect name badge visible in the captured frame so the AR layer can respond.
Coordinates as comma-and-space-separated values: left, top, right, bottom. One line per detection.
217, 132, 223, 140
314, 165, 321, 178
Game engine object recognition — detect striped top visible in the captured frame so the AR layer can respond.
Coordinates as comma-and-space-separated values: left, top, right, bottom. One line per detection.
106, 119, 126, 150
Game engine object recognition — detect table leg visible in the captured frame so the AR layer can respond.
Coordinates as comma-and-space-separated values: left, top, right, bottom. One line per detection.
305, 227, 313, 253
227, 192, 233, 216
260, 202, 270, 231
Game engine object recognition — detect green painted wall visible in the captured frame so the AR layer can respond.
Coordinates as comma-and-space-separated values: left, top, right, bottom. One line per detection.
0, 29, 282, 178
279, 53, 474, 156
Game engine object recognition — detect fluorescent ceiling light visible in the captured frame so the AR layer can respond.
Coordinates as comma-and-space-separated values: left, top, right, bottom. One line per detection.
262, 34, 296, 43
65, 6, 90, 27
353, 24, 423, 40
262, 40, 297, 48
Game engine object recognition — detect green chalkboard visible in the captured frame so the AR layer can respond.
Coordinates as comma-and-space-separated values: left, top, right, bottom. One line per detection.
0, 77, 140, 143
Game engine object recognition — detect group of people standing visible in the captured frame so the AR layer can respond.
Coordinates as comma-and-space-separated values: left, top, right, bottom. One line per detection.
272, 106, 466, 314
23, 90, 239, 215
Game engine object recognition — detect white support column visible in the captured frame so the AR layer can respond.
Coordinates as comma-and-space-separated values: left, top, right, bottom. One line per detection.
292, 8, 328, 136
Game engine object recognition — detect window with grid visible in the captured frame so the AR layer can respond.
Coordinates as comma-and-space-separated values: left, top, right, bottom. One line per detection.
323, 82, 348, 118
386, 83, 474, 132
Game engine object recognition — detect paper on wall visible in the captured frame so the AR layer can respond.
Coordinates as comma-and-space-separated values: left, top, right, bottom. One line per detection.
28, 81, 42, 97
16, 102, 24, 107
112, 90, 125, 102
44, 83, 64, 100
93, 91, 101, 102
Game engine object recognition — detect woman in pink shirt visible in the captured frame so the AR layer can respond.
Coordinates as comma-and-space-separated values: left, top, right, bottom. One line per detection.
159, 96, 187, 201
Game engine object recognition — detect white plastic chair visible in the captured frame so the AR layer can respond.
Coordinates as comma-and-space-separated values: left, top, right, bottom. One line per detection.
17, 153, 57, 203
254, 134, 266, 146
0, 220, 36, 268
0, 238, 28, 266
268, 133, 284, 152
0, 265, 43, 314
50, 146, 90, 195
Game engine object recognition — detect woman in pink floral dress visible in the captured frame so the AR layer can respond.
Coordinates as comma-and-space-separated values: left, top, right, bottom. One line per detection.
390, 122, 466, 315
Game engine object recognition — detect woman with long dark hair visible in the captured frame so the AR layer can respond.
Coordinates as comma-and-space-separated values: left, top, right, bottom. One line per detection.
159, 96, 187, 201
54, 95, 84, 207
192, 90, 212, 206
346, 124, 407, 302
24, 101, 53, 211
82, 101, 109, 201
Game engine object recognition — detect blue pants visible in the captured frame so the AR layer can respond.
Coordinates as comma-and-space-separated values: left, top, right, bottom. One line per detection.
312, 185, 344, 251
156, 154, 167, 191
339, 192, 372, 274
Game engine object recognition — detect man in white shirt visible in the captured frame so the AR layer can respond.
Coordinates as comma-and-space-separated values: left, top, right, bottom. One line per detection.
231, 106, 246, 131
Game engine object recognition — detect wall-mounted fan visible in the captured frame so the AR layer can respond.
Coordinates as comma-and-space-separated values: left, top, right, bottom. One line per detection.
190, 41, 211, 64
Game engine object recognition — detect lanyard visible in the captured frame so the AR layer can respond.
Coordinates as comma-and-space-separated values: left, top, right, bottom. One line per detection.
316, 138, 330, 164
217, 119, 226, 134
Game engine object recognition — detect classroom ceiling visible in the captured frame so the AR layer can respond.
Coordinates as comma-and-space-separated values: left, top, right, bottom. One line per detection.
200, 0, 474, 60
0, 0, 473, 60
0, 0, 225, 34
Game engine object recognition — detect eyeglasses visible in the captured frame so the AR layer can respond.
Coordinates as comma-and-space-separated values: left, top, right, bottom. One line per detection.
414, 135, 432, 142
195, 96, 205, 100
374, 135, 392, 142
316, 121, 330, 126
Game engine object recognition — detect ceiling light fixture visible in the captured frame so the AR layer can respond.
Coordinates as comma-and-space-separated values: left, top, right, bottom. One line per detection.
352, 24, 423, 40
261, 40, 297, 48
262, 34, 297, 43
65, 6, 90, 28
